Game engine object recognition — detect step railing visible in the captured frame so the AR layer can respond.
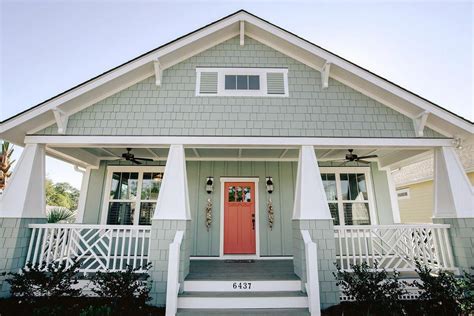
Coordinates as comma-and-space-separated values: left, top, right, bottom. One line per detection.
26, 224, 151, 273
334, 224, 455, 272
301, 230, 321, 316
165, 230, 184, 316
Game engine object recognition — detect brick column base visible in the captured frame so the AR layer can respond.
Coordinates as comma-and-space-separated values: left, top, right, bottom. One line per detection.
148, 219, 191, 306
293, 219, 340, 309
0, 217, 46, 297
433, 217, 474, 273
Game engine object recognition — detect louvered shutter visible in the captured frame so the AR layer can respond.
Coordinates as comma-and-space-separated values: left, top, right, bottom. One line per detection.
199, 72, 218, 94
266, 72, 285, 95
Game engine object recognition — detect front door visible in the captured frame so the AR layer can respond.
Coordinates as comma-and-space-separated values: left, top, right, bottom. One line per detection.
224, 182, 256, 254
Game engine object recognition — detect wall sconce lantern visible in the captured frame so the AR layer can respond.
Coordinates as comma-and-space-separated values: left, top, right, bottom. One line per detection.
266, 177, 274, 194
206, 177, 214, 194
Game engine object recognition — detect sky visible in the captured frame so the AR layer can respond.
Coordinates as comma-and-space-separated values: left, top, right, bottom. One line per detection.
1, 1, 473, 189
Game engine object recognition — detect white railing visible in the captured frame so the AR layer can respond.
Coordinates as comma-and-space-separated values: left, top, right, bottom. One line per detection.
26, 224, 151, 273
165, 230, 184, 316
334, 224, 455, 272
301, 230, 321, 316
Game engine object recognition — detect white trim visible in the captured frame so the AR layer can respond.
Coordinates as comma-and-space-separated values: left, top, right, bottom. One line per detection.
396, 188, 410, 200
413, 111, 430, 137
219, 177, 260, 258
75, 166, 91, 223
52, 108, 69, 134
153, 60, 162, 86
183, 280, 301, 292
240, 20, 245, 46
177, 295, 308, 309
189, 256, 293, 260
320, 166, 377, 226
382, 166, 401, 223
100, 165, 165, 225
25, 135, 454, 148
321, 61, 331, 89
195, 67, 289, 97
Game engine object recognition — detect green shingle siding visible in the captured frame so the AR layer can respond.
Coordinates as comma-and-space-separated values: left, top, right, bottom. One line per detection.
37, 37, 442, 138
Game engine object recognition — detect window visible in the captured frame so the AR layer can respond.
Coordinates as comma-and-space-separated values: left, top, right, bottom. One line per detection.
320, 168, 375, 226
196, 67, 288, 97
103, 167, 164, 225
397, 188, 410, 200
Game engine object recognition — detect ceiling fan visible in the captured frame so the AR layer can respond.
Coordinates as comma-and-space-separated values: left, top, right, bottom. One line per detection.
120, 148, 154, 165
338, 149, 378, 164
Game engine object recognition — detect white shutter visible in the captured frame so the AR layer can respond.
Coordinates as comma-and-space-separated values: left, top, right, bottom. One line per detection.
199, 72, 218, 94
266, 72, 285, 95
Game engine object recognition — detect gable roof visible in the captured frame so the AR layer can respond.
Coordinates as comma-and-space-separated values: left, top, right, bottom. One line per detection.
1, 9, 472, 145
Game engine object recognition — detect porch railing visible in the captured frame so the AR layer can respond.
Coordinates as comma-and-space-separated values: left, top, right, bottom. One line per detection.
334, 224, 455, 272
26, 224, 151, 273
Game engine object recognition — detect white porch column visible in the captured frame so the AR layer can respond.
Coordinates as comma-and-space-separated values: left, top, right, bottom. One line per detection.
292, 146, 339, 309
433, 146, 474, 218
75, 166, 91, 224
153, 144, 190, 220
432, 146, 474, 272
293, 145, 331, 220
0, 143, 47, 297
0, 143, 46, 218
149, 144, 191, 306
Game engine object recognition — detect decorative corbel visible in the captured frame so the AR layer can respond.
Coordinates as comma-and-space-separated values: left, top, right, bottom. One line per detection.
240, 20, 245, 46
413, 111, 429, 137
321, 61, 331, 89
154, 59, 162, 86
52, 108, 69, 134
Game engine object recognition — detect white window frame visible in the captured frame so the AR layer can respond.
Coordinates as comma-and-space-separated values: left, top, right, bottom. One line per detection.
100, 166, 165, 225
320, 167, 377, 226
195, 67, 289, 97
396, 188, 410, 200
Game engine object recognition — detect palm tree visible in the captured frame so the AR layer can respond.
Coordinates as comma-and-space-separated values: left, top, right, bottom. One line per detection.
0, 141, 14, 190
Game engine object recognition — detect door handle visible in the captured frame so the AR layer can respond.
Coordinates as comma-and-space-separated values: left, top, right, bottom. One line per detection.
252, 214, 255, 230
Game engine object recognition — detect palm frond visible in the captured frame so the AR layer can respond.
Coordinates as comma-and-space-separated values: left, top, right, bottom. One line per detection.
46, 206, 76, 223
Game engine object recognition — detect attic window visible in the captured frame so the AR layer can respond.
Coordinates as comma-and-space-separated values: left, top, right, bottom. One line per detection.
196, 68, 288, 97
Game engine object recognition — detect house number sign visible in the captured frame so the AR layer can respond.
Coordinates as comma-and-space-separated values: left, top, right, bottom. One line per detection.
232, 282, 252, 290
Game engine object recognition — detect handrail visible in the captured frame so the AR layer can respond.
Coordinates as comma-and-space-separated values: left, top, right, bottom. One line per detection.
165, 230, 184, 316
28, 223, 152, 229
334, 224, 451, 229
301, 230, 320, 316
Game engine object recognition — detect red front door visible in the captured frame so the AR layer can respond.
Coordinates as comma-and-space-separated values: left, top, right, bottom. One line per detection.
224, 182, 256, 254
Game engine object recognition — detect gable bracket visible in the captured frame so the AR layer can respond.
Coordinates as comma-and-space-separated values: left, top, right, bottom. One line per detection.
413, 111, 429, 137
154, 60, 163, 86
321, 61, 331, 89
240, 20, 245, 46
52, 108, 69, 134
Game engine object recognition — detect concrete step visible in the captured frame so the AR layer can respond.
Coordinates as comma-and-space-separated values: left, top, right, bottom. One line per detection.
177, 308, 310, 315
183, 279, 302, 292
177, 291, 308, 309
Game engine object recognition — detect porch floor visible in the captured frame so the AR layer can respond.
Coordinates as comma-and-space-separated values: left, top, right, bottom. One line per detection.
186, 259, 299, 280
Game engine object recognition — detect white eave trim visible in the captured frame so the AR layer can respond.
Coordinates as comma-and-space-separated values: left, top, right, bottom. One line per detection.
413, 111, 429, 137
52, 108, 69, 134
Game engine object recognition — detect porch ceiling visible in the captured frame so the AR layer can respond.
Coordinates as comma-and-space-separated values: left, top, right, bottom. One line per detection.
45, 145, 431, 169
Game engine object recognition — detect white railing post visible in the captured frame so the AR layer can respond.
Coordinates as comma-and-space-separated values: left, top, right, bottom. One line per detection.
301, 230, 321, 316
165, 230, 184, 316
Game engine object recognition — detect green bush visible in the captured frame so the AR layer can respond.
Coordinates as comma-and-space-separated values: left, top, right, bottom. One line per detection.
90, 263, 152, 312
334, 261, 407, 315
6, 260, 82, 301
414, 261, 473, 315
79, 304, 113, 316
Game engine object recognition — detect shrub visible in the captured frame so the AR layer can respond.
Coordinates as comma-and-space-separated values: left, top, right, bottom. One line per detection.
414, 262, 473, 315
79, 304, 113, 316
46, 206, 76, 223
7, 260, 81, 301
90, 263, 152, 312
334, 261, 407, 315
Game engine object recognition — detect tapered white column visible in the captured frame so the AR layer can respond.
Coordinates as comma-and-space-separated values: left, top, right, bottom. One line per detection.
153, 144, 191, 220
0, 143, 46, 218
433, 146, 474, 218
293, 145, 331, 219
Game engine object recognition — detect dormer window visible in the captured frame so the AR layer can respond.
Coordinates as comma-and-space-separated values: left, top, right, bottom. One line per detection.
196, 67, 288, 97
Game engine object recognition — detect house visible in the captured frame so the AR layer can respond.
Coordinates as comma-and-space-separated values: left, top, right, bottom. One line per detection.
393, 144, 474, 223
0, 10, 473, 315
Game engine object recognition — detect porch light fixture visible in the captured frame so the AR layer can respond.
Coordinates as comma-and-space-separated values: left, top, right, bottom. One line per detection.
266, 177, 274, 194
206, 177, 214, 194
153, 173, 163, 181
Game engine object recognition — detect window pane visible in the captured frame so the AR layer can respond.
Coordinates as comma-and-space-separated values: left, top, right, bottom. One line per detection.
228, 186, 235, 202
357, 174, 368, 200
225, 75, 236, 90
109, 172, 121, 199
248, 76, 260, 90
340, 174, 349, 200
141, 172, 162, 200
329, 203, 340, 225
107, 202, 135, 225
237, 75, 248, 90
243, 186, 251, 202
343, 203, 370, 225
139, 202, 156, 225
321, 173, 337, 201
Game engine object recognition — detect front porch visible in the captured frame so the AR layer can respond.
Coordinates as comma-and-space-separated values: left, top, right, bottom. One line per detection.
1, 136, 472, 314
